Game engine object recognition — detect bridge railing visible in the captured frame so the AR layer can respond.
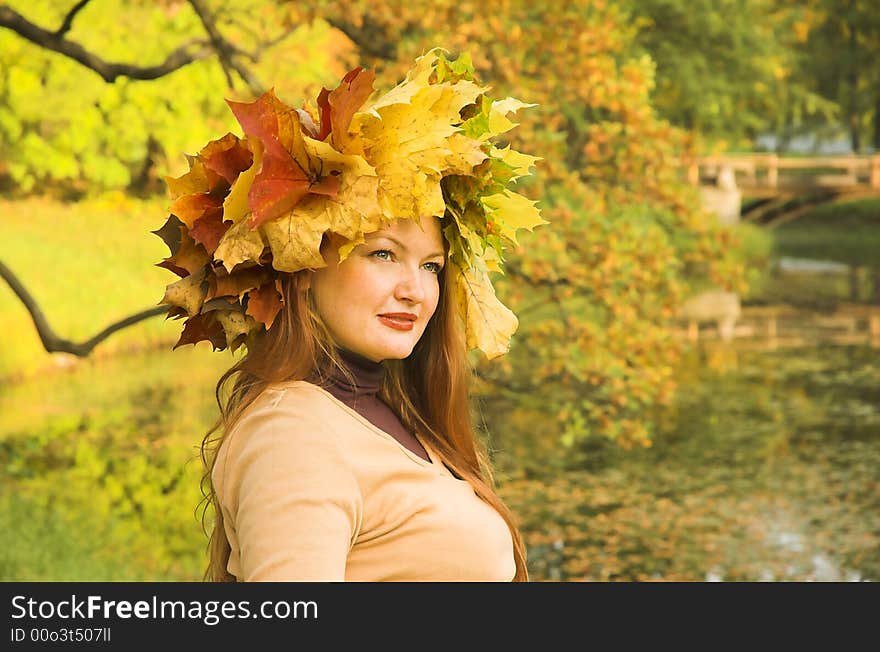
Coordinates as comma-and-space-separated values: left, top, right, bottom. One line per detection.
684, 154, 880, 190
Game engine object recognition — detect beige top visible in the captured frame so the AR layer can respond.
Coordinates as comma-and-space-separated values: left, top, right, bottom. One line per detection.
213, 380, 516, 581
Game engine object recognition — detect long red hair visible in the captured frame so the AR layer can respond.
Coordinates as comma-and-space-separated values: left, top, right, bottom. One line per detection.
197, 234, 528, 581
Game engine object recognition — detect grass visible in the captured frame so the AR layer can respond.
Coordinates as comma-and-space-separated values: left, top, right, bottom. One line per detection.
0, 194, 181, 380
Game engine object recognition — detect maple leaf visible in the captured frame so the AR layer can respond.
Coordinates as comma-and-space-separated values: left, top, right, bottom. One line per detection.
151, 215, 184, 256
481, 190, 547, 245
221, 138, 263, 225
164, 157, 225, 200
317, 66, 376, 151
199, 132, 254, 184
462, 96, 538, 141
161, 267, 208, 317
296, 137, 382, 260
451, 263, 518, 359
189, 208, 232, 254
261, 201, 331, 272
214, 310, 257, 351
227, 90, 341, 228
245, 280, 284, 329
169, 192, 224, 229
207, 265, 273, 300
157, 225, 210, 278
363, 49, 439, 114
489, 145, 542, 181
173, 312, 227, 351
353, 75, 485, 221
214, 219, 266, 272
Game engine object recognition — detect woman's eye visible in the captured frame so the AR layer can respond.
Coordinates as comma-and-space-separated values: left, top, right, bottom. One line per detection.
371, 249, 393, 261
423, 262, 443, 274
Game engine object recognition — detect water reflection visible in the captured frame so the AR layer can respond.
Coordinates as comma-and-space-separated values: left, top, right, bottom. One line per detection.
498, 343, 879, 581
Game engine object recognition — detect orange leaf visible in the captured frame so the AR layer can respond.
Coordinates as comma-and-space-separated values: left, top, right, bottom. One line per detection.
246, 281, 284, 329
200, 133, 255, 184
317, 66, 376, 149
189, 208, 232, 254
170, 193, 224, 229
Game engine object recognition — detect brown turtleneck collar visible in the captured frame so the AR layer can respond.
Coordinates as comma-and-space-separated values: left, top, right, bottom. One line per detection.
321, 348, 430, 463
324, 347, 385, 408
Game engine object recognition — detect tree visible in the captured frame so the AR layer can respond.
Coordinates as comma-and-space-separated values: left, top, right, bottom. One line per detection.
0, 0, 352, 194
621, 0, 838, 150
1, 0, 746, 451
790, 0, 880, 152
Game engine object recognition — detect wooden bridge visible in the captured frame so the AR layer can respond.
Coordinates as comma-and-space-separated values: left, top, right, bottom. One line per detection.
686, 153, 880, 195
684, 153, 880, 225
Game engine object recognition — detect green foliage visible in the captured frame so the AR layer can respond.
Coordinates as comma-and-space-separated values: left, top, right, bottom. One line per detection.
1, 0, 753, 448
624, 0, 838, 148
0, 1, 350, 195
790, 0, 880, 151
0, 345, 231, 580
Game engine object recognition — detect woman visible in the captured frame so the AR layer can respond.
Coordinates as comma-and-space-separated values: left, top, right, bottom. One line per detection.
154, 49, 544, 581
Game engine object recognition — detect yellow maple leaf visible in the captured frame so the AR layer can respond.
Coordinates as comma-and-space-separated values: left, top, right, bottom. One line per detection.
452, 263, 518, 359
490, 144, 542, 180
481, 190, 546, 245
301, 138, 383, 250
487, 97, 538, 138
353, 71, 484, 221
261, 201, 331, 272
363, 49, 439, 117
214, 220, 266, 272
161, 267, 207, 317
164, 157, 222, 200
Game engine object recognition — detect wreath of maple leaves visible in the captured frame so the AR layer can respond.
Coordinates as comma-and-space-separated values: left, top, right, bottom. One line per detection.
154, 49, 544, 359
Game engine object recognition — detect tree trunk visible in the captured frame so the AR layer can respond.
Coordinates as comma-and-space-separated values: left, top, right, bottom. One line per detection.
874, 92, 880, 152
849, 265, 860, 301
846, 10, 861, 153
873, 268, 880, 306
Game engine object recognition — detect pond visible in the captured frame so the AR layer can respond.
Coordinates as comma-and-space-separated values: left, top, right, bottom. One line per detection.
498, 342, 879, 581
1, 339, 876, 581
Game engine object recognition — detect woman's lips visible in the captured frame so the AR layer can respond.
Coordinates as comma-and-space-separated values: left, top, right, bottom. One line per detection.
378, 313, 416, 331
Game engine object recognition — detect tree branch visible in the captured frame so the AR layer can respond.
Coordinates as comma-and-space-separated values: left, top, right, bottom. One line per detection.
0, 259, 166, 357
0, 5, 213, 82
325, 16, 398, 61
55, 0, 92, 37
187, 0, 264, 94
505, 261, 573, 288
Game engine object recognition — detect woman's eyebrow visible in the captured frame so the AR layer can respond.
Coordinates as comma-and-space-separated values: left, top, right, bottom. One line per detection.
370, 234, 445, 259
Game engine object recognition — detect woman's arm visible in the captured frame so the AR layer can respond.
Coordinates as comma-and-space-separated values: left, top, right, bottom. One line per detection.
214, 392, 363, 581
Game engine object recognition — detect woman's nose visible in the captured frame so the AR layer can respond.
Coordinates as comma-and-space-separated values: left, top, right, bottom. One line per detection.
394, 265, 425, 304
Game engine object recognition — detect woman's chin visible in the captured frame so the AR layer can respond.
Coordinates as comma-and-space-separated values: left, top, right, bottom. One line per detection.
368, 336, 418, 362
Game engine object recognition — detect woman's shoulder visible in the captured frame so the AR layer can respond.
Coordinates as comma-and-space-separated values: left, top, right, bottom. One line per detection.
260, 379, 333, 405
215, 382, 339, 457
212, 380, 363, 514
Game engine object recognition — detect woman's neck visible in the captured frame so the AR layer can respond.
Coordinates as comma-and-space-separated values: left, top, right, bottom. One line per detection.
326, 346, 384, 398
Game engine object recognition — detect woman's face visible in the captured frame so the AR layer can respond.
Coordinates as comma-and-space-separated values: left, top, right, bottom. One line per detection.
309, 216, 446, 362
